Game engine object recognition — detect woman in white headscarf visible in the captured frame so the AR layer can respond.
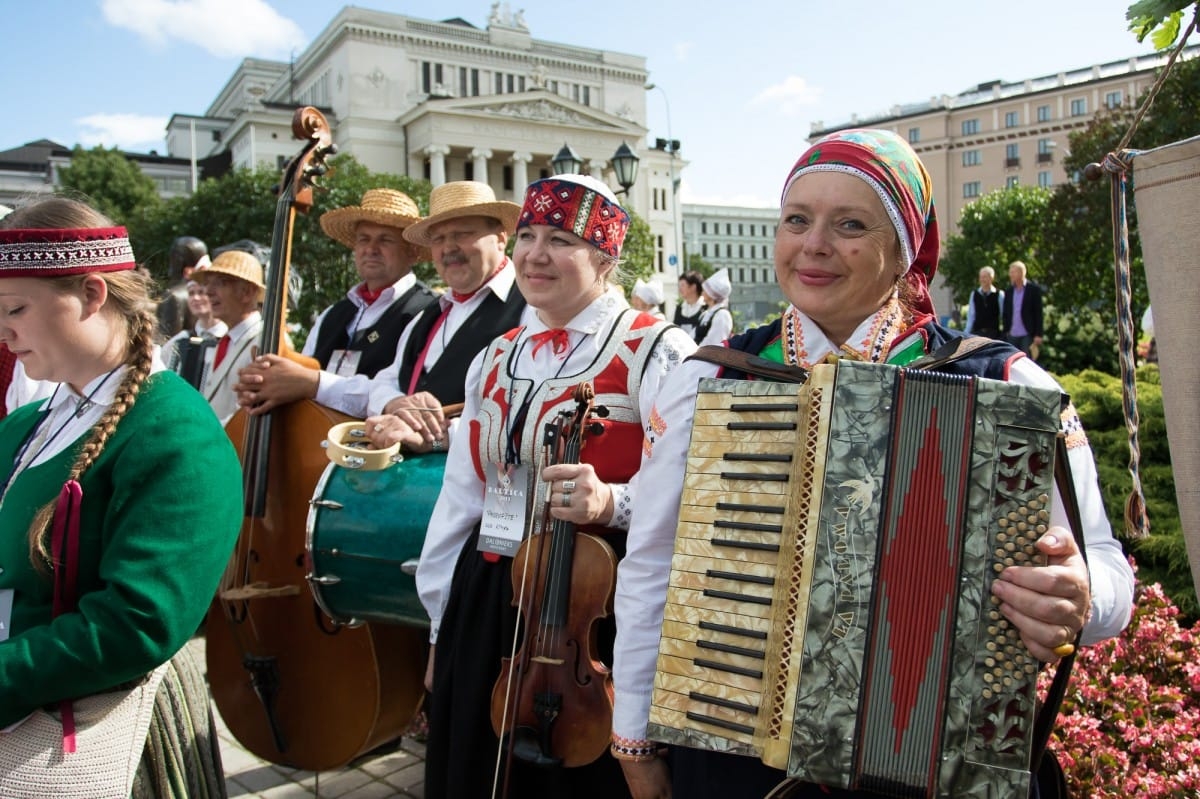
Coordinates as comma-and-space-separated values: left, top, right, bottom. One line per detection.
694, 268, 733, 346
629, 278, 666, 320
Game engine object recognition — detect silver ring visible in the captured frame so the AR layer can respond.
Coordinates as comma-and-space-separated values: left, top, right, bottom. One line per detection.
560, 493, 570, 508
562, 480, 576, 491
431, 438, 444, 451
373, 423, 384, 433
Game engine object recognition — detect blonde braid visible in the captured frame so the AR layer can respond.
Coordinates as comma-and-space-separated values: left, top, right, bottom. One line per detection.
28, 275, 158, 569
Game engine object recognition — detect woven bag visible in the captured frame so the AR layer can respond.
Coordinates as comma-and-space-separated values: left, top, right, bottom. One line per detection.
0, 663, 168, 799
1132, 135, 1200, 598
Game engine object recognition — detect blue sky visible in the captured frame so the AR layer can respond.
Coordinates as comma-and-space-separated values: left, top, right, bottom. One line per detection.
6, 0, 1160, 207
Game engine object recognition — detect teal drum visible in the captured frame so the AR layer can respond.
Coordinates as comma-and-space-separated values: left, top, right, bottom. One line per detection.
306, 423, 446, 628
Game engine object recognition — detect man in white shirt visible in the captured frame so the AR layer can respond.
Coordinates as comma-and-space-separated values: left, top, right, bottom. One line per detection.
233, 189, 436, 417
363, 181, 527, 452
191, 249, 266, 425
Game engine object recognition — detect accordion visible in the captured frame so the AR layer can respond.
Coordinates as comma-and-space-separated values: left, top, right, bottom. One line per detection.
647, 360, 1063, 798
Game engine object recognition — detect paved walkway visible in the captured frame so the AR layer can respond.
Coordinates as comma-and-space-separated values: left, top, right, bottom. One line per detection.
186, 639, 426, 799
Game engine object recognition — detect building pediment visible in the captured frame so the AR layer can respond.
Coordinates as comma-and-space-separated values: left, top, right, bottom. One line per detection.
397, 91, 637, 134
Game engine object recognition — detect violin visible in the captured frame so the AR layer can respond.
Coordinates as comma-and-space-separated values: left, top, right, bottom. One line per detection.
490, 382, 617, 780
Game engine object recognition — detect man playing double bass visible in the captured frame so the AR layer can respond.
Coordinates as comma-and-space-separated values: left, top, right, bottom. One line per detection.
362, 180, 527, 453
234, 188, 436, 416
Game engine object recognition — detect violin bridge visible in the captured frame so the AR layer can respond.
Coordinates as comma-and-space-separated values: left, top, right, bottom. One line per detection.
530, 655, 565, 665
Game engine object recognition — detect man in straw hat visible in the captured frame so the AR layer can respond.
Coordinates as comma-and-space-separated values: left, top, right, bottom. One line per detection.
364, 180, 526, 453
191, 248, 266, 424
233, 188, 436, 417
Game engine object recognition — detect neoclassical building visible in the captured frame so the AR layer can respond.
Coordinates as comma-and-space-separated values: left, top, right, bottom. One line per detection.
168, 4, 685, 294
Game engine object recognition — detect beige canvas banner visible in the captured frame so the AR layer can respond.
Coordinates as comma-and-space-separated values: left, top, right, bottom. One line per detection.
1133, 135, 1200, 598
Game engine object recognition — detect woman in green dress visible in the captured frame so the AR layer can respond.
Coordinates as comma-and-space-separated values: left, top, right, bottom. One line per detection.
0, 197, 243, 797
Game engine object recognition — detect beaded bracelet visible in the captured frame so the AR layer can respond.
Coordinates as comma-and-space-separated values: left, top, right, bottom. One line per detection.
610, 735, 661, 762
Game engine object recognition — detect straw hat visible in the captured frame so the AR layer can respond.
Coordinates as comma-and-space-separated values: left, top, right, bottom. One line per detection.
402, 181, 521, 247
320, 189, 423, 248
192, 249, 266, 300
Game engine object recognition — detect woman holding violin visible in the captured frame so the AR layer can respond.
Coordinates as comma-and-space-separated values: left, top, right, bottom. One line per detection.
413, 174, 696, 798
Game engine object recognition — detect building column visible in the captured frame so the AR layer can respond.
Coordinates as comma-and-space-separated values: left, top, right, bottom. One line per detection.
425, 144, 451, 186
470, 148, 493, 185
586, 158, 607, 179
510, 152, 532, 197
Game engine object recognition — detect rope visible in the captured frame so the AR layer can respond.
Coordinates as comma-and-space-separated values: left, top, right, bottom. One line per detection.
1086, 11, 1199, 538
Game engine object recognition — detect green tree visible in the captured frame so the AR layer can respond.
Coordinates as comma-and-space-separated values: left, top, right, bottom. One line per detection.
57, 145, 161, 231
684, 252, 715, 279
135, 154, 432, 341
614, 209, 655, 292
938, 185, 1054, 307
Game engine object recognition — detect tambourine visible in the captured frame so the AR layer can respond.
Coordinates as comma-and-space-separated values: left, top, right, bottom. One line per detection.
321, 421, 403, 470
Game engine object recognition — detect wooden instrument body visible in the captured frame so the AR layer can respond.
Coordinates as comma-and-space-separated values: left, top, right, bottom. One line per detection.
490, 384, 617, 770
649, 361, 1063, 798
205, 106, 425, 771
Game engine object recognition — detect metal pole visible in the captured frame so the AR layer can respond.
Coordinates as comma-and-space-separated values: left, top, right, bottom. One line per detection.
646, 83, 682, 281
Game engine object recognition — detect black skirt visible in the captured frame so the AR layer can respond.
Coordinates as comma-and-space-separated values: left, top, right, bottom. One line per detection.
423, 524, 630, 799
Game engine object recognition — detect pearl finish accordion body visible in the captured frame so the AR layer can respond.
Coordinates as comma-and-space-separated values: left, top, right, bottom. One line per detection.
647, 360, 1063, 798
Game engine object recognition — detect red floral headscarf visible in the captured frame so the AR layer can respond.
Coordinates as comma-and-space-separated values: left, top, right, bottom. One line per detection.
782, 129, 939, 316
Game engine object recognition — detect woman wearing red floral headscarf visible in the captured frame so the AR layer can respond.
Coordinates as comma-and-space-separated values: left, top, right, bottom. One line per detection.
415, 174, 696, 798
610, 129, 1135, 798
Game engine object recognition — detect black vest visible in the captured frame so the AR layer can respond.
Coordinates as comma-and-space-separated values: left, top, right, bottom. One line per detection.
397, 288, 527, 404
309, 283, 437, 378
674, 302, 703, 330
971, 288, 1002, 335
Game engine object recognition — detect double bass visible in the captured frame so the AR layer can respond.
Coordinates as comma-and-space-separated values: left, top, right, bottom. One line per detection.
205, 106, 426, 771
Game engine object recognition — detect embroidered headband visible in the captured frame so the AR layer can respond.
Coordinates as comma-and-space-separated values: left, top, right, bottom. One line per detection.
0, 227, 136, 278
517, 174, 630, 258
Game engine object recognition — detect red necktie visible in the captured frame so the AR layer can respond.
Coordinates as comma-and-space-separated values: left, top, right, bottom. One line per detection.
357, 284, 384, 305
530, 329, 570, 358
213, 334, 231, 367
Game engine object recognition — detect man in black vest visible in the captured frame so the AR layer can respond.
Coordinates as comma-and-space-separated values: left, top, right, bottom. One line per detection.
364, 181, 526, 453
233, 188, 436, 417
964, 265, 1004, 339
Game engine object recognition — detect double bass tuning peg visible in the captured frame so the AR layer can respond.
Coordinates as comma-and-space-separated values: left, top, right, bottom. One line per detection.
592, 405, 610, 418
588, 422, 605, 436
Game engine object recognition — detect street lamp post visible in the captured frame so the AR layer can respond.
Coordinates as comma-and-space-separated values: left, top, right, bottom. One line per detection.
645, 82, 682, 283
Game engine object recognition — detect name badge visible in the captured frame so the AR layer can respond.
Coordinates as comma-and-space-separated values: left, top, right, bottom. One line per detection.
330, 349, 363, 377
478, 462, 529, 557
0, 588, 12, 643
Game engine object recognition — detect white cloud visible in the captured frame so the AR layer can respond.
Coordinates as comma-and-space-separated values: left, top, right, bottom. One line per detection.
749, 76, 823, 118
76, 113, 169, 149
101, 0, 306, 59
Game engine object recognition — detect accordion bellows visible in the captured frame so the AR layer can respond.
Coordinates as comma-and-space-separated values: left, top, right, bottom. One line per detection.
648, 360, 1063, 798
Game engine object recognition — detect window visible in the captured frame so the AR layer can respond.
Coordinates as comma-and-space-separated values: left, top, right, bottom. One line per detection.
963, 181, 981, 198
961, 118, 980, 136
739, 269, 745, 284
502, 165, 513, 191
962, 150, 981, 167
1038, 171, 1053, 187
908, 127, 921, 143
1005, 111, 1019, 128
1037, 104, 1051, 122
1105, 90, 1122, 109
702, 243, 708, 257
701, 222, 708, 234
1006, 176, 1020, 189
1070, 98, 1088, 116
1005, 143, 1020, 168
1037, 138, 1055, 163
